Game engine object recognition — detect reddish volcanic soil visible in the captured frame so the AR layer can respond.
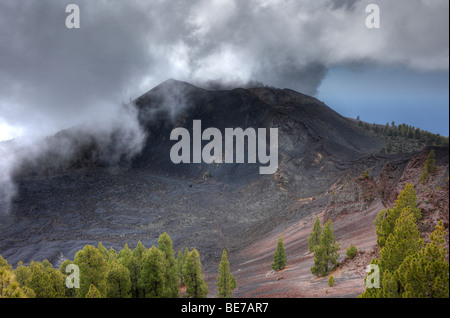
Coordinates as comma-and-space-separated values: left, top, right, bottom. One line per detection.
230, 201, 383, 298
224, 147, 449, 298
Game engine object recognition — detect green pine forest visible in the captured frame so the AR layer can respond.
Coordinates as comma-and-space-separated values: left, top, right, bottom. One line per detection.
0, 232, 236, 299
355, 118, 449, 154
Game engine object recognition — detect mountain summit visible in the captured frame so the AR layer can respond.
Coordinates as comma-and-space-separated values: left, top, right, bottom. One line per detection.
131, 79, 381, 193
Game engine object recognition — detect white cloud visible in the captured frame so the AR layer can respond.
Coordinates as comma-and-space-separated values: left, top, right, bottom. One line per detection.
0, 121, 25, 142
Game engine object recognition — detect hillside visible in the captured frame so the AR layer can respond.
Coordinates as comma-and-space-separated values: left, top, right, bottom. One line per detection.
227, 146, 448, 297
0, 79, 448, 298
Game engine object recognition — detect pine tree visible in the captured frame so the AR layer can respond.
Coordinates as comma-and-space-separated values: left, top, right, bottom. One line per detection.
425, 149, 437, 173
271, 234, 287, 271
217, 249, 236, 298
117, 243, 141, 298
380, 269, 399, 298
361, 206, 424, 298
362, 170, 370, 179
74, 245, 108, 298
108, 247, 117, 262
158, 232, 179, 298
183, 249, 208, 298
392, 183, 421, 220
0, 257, 28, 298
0, 255, 11, 270
106, 261, 132, 298
311, 244, 328, 276
0, 268, 28, 298
419, 166, 429, 184
378, 207, 423, 275
346, 243, 358, 259
97, 242, 111, 263
13, 261, 31, 288
26, 260, 66, 298
177, 247, 191, 287
376, 183, 421, 247
132, 241, 147, 298
328, 275, 335, 287
420, 149, 437, 184
183, 247, 190, 260
320, 220, 340, 269
59, 259, 77, 298
139, 246, 166, 298
399, 221, 449, 298
133, 241, 147, 262
308, 217, 322, 252
311, 220, 340, 277
359, 259, 382, 298
85, 284, 102, 298
176, 250, 185, 285
230, 271, 237, 291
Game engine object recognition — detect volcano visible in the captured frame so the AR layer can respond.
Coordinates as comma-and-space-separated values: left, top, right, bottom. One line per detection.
1, 79, 447, 297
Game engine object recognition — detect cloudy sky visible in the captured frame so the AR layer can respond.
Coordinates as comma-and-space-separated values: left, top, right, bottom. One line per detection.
0, 0, 448, 141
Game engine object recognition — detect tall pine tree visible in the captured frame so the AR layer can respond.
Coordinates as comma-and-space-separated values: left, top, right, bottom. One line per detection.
425, 149, 437, 173
106, 260, 132, 298
378, 208, 424, 298
375, 183, 421, 247
132, 241, 147, 298
74, 245, 108, 298
176, 250, 185, 285
117, 243, 141, 298
271, 234, 287, 271
183, 249, 208, 298
399, 221, 449, 298
158, 232, 179, 298
139, 246, 166, 298
311, 220, 340, 277
0, 256, 28, 298
26, 260, 66, 298
217, 249, 236, 298
378, 208, 423, 275
420, 149, 437, 184
308, 217, 322, 252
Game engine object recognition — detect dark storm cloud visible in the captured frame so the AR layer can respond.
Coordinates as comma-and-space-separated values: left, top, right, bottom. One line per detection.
0, 0, 448, 137
0, 1, 158, 134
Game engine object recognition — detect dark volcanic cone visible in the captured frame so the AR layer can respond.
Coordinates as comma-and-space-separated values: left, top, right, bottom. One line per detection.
131, 79, 381, 195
